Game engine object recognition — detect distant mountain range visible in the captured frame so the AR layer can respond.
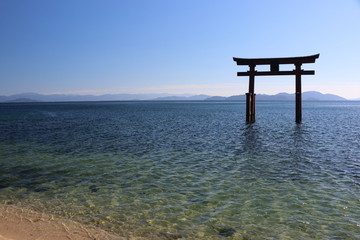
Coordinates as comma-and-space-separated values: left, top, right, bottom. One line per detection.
152, 91, 346, 101
0, 91, 350, 102
152, 94, 212, 101
205, 91, 347, 101
0, 93, 181, 102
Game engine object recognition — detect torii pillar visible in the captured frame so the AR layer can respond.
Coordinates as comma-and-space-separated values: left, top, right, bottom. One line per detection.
233, 54, 319, 124
295, 63, 302, 123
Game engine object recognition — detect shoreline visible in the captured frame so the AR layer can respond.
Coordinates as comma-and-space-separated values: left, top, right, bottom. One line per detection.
0, 204, 125, 240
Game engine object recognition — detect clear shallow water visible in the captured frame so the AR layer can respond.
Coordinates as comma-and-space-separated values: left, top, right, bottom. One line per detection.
0, 101, 359, 239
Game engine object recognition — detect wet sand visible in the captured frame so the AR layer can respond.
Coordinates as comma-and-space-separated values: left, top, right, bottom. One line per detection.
0, 204, 125, 240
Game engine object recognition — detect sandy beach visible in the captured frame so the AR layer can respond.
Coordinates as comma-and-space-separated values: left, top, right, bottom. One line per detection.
0, 204, 125, 240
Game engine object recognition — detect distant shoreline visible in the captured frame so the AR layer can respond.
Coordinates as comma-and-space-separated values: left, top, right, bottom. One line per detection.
1, 99, 358, 104
0, 91, 354, 102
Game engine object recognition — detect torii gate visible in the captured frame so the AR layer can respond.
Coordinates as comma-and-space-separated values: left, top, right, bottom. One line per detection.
233, 54, 320, 123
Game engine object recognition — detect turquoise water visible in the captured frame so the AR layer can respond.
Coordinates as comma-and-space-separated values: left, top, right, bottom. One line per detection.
0, 101, 359, 239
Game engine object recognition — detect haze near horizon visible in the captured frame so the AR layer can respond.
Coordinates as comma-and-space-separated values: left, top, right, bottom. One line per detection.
1, 0, 360, 99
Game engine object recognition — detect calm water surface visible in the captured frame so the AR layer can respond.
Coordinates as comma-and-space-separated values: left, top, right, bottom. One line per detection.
0, 101, 359, 239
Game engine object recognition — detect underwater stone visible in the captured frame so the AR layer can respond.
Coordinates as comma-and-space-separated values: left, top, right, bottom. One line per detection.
89, 185, 99, 192
33, 187, 48, 192
218, 227, 236, 237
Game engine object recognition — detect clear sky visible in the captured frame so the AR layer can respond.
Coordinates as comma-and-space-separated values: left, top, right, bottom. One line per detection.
1, 0, 360, 98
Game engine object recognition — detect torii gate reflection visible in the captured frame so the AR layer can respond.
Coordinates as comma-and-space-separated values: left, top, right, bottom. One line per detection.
233, 54, 320, 123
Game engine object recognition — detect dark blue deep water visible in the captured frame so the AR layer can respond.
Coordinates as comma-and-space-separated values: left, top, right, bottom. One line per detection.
0, 101, 359, 239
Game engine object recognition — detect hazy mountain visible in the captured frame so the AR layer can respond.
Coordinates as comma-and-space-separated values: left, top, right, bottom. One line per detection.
205, 91, 346, 101
226, 95, 245, 100
302, 91, 346, 101
0, 93, 183, 102
205, 96, 228, 100
152, 94, 211, 101
0, 91, 347, 102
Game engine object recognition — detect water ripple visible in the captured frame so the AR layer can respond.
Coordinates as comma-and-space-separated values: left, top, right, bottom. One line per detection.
0, 101, 359, 239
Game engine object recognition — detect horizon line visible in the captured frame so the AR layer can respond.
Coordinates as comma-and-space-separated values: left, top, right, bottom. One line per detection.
1, 91, 358, 101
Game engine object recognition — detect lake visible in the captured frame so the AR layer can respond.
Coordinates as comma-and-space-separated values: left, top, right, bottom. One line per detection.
0, 101, 359, 239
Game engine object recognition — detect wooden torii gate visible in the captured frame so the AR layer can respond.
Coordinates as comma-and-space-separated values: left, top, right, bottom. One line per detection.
233, 54, 320, 123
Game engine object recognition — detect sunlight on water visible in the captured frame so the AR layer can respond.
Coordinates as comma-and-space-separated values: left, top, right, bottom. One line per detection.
0, 101, 359, 239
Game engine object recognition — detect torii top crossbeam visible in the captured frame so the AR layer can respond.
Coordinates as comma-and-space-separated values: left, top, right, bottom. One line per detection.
233, 54, 320, 65
233, 54, 320, 76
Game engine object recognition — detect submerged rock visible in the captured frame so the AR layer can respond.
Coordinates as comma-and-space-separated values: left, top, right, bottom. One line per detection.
33, 187, 48, 192
218, 227, 236, 237
89, 185, 99, 192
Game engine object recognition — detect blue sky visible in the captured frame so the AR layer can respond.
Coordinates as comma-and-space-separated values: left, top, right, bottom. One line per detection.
1, 0, 360, 98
